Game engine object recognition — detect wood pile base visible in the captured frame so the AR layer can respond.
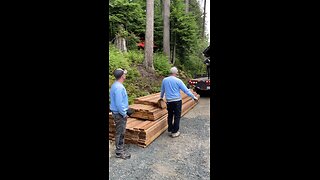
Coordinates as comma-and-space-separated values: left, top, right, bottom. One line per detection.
109, 92, 200, 148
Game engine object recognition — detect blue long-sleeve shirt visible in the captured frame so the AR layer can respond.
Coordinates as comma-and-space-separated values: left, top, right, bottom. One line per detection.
110, 81, 129, 118
160, 76, 196, 102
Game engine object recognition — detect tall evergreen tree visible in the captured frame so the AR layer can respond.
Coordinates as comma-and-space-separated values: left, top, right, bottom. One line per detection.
185, 0, 189, 13
202, 0, 206, 39
144, 0, 155, 71
109, 0, 209, 76
163, 0, 170, 61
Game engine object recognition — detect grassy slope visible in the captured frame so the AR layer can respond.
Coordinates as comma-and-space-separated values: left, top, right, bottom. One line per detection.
109, 45, 191, 105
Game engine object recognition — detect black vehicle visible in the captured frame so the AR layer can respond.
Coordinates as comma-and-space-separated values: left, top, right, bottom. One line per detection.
187, 45, 211, 95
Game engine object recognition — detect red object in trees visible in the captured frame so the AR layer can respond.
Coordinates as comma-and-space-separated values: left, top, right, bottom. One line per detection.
137, 41, 157, 49
137, 42, 145, 48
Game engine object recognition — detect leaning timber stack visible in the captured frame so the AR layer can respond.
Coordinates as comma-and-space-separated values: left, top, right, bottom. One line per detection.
109, 90, 200, 147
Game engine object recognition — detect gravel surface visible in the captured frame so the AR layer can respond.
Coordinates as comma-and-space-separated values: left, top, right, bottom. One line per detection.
109, 97, 210, 180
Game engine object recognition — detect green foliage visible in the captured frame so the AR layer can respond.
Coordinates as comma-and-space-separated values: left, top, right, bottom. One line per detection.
109, 45, 162, 105
109, 43, 141, 80
151, 85, 161, 93
126, 33, 140, 50
109, 44, 130, 74
109, 0, 210, 105
154, 53, 172, 76
109, 0, 145, 40
153, 0, 164, 52
171, 0, 198, 54
125, 50, 144, 64
170, 0, 209, 76
189, 0, 204, 36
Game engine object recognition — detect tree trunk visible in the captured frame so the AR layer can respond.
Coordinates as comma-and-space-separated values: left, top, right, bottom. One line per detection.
160, 0, 163, 15
144, 0, 155, 72
202, 0, 206, 39
172, 32, 176, 65
185, 0, 189, 13
163, 0, 170, 61
115, 35, 127, 52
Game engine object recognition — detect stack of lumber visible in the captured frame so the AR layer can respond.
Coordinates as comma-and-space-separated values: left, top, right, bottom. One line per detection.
133, 91, 190, 107
109, 90, 200, 147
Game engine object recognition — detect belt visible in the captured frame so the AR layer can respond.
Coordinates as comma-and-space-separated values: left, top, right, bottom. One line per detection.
166, 98, 182, 102
110, 111, 119, 115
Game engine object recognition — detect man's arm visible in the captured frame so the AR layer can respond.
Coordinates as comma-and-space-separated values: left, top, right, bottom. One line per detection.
160, 80, 165, 99
178, 79, 196, 99
114, 88, 128, 118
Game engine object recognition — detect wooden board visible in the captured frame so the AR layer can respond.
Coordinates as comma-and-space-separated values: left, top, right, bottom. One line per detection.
134, 90, 197, 108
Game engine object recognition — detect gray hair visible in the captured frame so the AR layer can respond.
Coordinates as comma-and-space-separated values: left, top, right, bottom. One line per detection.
170, 67, 178, 74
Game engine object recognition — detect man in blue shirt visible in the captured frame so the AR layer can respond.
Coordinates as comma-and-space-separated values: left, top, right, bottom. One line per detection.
110, 68, 131, 159
160, 67, 198, 138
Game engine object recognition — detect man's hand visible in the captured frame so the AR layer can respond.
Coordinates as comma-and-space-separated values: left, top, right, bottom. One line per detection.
127, 108, 135, 117
193, 97, 199, 102
158, 98, 166, 109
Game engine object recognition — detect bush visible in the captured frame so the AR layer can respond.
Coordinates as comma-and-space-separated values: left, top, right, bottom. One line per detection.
154, 53, 172, 76
127, 67, 141, 80
126, 33, 140, 50
151, 85, 161, 93
109, 44, 130, 74
124, 79, 151, 105
109, 44, 141, 80
125, 50, 144, 64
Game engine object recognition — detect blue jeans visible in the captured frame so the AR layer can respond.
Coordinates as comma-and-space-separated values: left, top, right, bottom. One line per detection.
166, 100, 182, 133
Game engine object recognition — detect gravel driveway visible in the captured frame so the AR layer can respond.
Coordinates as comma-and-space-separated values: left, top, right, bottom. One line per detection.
109, 97, 210, 180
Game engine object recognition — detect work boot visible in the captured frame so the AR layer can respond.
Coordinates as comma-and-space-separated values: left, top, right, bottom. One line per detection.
171, 131, 180, 138
115, 152, 131, 159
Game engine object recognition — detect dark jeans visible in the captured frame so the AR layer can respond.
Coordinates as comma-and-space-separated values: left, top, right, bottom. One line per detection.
167, 100, 182, 133
112, 113, 127, 154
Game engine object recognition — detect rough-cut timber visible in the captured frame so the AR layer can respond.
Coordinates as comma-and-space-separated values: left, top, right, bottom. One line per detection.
130, 95, 196, 120
109, 92, 200, 148
134, 90, 196, 107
